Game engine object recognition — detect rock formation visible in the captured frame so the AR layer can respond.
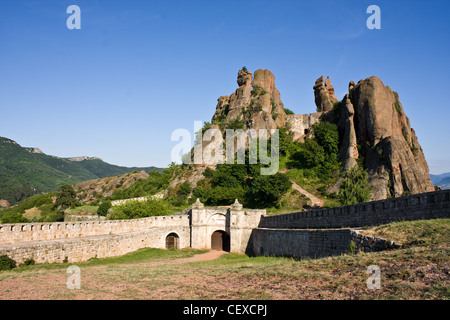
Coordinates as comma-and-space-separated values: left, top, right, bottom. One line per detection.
189, 68, 434, 201
337, 76, 434, 200
0, 200, 10, 208
211, 68, 287, 132
337, 93, 359, 171
313, 76, 339, 112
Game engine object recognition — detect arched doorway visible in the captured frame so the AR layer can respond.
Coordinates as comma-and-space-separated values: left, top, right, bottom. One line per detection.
165, 233, 179, 250
211, 230, 230, 252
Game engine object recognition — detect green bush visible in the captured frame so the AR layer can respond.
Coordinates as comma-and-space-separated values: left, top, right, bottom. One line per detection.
227, 119, 244, 130
1, 211, 28, 224
23, 258, 35, 266
177, 182, 191, 197
97, 200, 112, 216
109, 199, 170, 220
283, 108, 295, 115
312, 121, 339, 156
246, 173, 292, 208
339, 166, 372, 205
349, 241, 356, 255
206, 186, 246, 206
0, 255, 17, 271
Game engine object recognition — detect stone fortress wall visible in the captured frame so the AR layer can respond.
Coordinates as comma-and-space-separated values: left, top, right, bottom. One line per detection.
0, 190, 449, 264
258, 189, 450, 229
0, 215, 189, 245
248, 189, 450, 258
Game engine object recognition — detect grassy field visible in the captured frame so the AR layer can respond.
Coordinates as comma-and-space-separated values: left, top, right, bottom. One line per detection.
0, 219, 448, 300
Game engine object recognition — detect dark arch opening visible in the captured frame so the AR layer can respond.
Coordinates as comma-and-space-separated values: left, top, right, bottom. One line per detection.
165, 233, 179, 250
211, 230, 230, 252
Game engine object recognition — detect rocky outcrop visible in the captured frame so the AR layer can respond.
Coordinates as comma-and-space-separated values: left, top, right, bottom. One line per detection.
211, 68, 286, 132
74, 170, 149, 204
0, 200, 10, 208
189, 69, 434, 202
343, 76, 434, 200
313, 76, 338, 112
337, 94, 358, 171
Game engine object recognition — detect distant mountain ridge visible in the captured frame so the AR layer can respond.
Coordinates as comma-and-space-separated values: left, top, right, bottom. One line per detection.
0, 137, 163, 205
430, 173, 450, 189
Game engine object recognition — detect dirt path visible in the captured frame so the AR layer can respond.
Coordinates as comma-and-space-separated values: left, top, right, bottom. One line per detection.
171, 250, 227, 264
290, 180, 324, 208
279, 168, 324, 208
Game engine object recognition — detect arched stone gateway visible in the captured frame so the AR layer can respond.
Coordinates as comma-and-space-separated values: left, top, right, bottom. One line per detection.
211, 230, 230, 252
189, 198, 266, 253
165, 233, 179, 250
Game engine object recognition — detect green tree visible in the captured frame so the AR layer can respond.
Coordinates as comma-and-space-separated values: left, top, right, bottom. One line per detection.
0, 211, 28, 223
313, 121, 339, 156
247, 173, 292, 208
301, 139, 326, 168
97, 200, 112, 216
52, 185, 80, 213
339, 166, 372, 205
207, 186, 246, 206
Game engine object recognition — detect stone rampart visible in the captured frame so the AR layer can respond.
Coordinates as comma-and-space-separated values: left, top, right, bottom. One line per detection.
0, 215, 189, 245
248, 228, 402, 259
259, 190, 450, 229
0, 226, 191, 264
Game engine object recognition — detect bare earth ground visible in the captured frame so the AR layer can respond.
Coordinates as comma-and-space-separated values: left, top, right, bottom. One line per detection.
0, 244, 448, 300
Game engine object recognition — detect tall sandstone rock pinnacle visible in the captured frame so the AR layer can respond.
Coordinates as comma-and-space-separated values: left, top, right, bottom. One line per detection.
314, 75, 339, 112
343, 76, 435, 200
212, 68, 286, 132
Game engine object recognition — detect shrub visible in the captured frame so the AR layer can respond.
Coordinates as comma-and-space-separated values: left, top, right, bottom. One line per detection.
0, 255, 17, 271
203, 167, 214, 178
23, 258, 35, 266
177, 182, 191, 197
227, 119, 244, 130
283, 108, 295, 115
394, 102, 402, 114
312, 121, 339, 156
97, 200, 112, 216
109, 199, 170, 220
339, 166, 372, 205
1, 211, 28, 224
349, 241, 356, 255
246, 173, 292, 208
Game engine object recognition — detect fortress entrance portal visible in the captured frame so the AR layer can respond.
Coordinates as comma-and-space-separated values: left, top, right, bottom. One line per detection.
165, 233, 179, 250
211, 230, 230, 252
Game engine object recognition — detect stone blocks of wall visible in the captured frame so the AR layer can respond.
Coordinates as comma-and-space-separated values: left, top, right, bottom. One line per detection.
0, 215, 190, 245
248, 228, 353, 259
350, 230, 401, 253
259, 190, 450, 229
0, 226, 191, 265
248, 228, 403, 259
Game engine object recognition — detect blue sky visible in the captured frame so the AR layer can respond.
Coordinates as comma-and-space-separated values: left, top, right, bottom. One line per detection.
0, 0, 449, 173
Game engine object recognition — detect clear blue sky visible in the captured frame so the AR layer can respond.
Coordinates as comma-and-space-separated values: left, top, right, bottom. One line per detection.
1, 0, 449, 174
